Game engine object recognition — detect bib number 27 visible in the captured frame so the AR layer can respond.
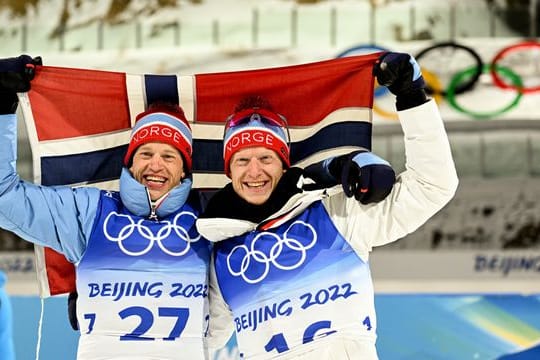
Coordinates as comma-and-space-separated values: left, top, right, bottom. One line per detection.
84, 306, 190, 341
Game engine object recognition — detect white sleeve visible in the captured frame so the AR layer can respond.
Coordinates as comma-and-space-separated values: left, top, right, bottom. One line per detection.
323, 99, 459, 260
207, 252, 235, 354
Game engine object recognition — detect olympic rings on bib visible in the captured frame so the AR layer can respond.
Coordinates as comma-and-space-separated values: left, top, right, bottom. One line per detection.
226, 220, 317, 284
490, 40, 540, 94
103, 211, 201, 257
446, 64, 523, 119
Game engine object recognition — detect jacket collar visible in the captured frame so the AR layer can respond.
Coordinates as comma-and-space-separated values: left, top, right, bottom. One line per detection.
196, 168, 339, 242
119, 167, 192, 219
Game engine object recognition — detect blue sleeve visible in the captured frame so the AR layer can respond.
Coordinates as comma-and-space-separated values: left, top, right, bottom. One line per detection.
0, 114, 100, 263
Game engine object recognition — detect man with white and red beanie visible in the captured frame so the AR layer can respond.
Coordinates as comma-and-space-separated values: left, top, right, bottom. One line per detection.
197, 51, 458, 359
0, 55, 212, 359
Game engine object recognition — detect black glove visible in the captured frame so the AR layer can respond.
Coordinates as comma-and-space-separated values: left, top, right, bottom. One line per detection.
0, 55, 42, 114
373, 52, 428, 111
304, 150, 396, 204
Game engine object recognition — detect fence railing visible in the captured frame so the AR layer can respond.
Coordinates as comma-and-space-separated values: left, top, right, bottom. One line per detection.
0, 1, 537, 55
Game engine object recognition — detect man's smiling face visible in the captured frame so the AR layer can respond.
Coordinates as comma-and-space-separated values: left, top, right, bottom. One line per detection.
229, 146, 285, 205
129, 142, 185, 201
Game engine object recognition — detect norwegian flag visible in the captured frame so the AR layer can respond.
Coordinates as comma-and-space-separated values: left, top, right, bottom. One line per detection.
18, 53, 378, 297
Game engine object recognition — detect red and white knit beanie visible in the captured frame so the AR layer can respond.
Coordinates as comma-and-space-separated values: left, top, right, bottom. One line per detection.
223, 96, 290, 177
124, 104, 193, 171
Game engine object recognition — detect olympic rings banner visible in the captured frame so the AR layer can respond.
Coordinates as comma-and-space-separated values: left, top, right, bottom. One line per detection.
337, 39, 540, 122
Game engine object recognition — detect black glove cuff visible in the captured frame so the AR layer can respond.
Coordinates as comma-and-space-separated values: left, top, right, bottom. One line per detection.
303, 160, 337, 186
395, 88, 429, 111
328, 150, 367, 180
328, 154, 347, 180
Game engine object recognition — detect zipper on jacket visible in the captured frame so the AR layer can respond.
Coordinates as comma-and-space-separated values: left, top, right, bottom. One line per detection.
149, 204, 158, 221
146, 188, 159, 221
146, 188, 172, 222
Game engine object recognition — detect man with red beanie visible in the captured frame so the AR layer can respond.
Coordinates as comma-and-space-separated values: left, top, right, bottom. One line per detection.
0, 56, 211, 359
197, 51, 458, 359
